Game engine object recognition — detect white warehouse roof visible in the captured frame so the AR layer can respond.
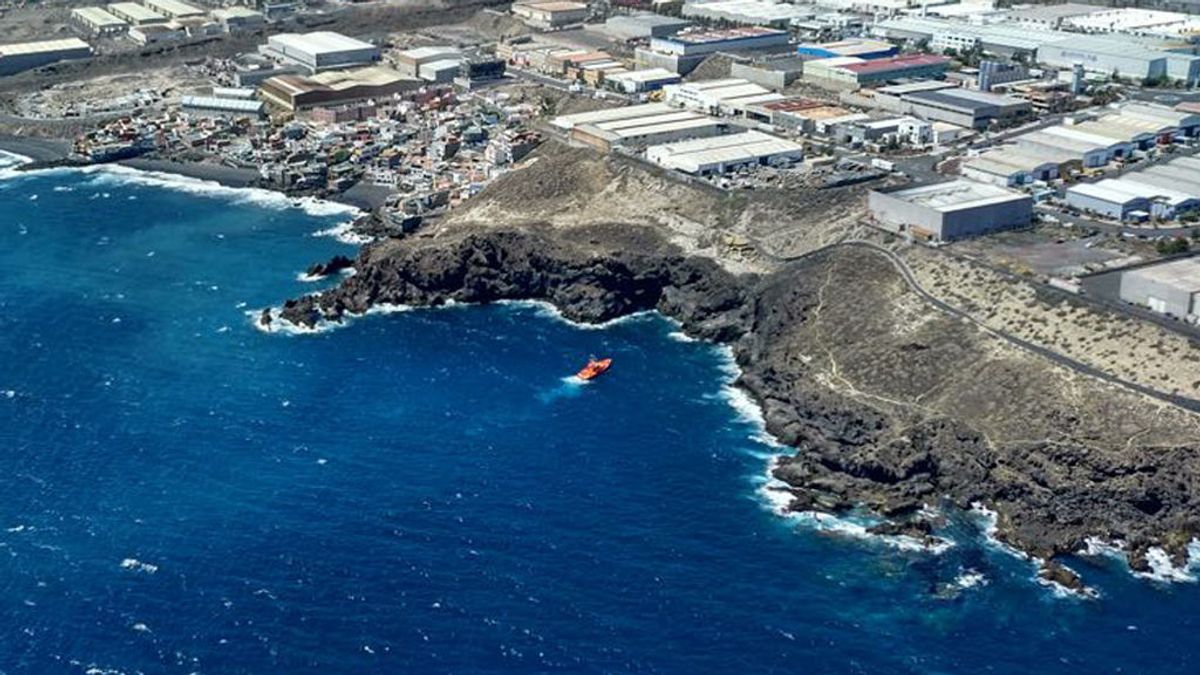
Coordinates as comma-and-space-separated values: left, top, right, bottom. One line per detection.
551, 102, 674, 130
0, 38, 91, 57
887, 179, 1029, 212
646, 130, 803, 172
73, 7, 126, 27
270, 32, 376, 56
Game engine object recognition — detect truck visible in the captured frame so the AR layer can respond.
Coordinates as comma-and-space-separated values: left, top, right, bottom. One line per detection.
870, 158, 895, 172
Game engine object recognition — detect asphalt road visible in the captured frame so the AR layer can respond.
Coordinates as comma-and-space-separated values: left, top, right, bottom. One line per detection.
830, 240, 1200, 414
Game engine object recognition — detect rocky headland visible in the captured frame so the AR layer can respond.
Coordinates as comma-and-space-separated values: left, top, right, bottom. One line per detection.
272, 142, 1200, 589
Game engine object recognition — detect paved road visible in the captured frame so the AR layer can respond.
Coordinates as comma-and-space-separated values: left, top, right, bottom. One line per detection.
773, 239, 1200, 414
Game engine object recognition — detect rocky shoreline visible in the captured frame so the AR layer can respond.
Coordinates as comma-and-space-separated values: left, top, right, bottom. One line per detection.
272, 220, 1200, 594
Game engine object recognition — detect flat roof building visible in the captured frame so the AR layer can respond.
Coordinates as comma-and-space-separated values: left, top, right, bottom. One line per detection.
902, 88, 1031, 129
107, 2, 165, 26
645, 129, 803, 174
663, 78, 779, 114
71, 7, 128, 36
604, 13, 690, 40
1119, 257, 1200, 318
511, 1, 589, 30
649, 26, 790, 56
0, 38, 92, 76
604, 68, 682, 93
555, 102, 726, 151
181, 95, 265, 117
212, 7, 265, 32
869, 179, 1033, 240
680, 0, 813, 27
796, 38, 897, 60
265, 32, 381, 74
142, 0, 204, 19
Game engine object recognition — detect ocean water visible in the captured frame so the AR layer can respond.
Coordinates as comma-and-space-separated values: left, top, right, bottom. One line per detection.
2, 152, 1200, 674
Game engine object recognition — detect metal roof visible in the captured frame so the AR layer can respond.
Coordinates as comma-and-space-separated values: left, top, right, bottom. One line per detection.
889, 179, 1029, 211
594, 110, 705, 131
270, 32, 375, 56
144, 0, 203, 16
651, 130, 803, 170
108, 2, 164, 22
1126, 258, 1200, 292
72, 7, 126, 26
0, 38, 91, 58
551, 102, 673, 129
606, 68, 679, 83
181, 96, 265, 113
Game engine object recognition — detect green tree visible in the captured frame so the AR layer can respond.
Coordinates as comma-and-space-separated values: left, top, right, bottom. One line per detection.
1156, 237, 1191, 255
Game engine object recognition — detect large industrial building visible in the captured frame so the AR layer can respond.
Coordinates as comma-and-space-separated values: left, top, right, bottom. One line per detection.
142, 0, 204, 19
511, 1, 589, 30
1065, 155, 1200, 221
872, 16, 1200, 85
604, 68, 681, 93
887, 87, 1031, 129
265, 32, 381, 74
645, 130, 803, 174
1118, 257, 1200, 319
638, 26, 791, 74
71, 7, 128, 36
212, 7, 265, 33
662, 78, 784, 115
680, 0, 813, 27
0, 38, 93, 76
258, 66, 422, 112
869, 179, 1033, 241
805, 53, 951, 88
603, 13, 690, 40
107, 2, 165, 26
796, 38, 897, 60
552, 103, 727, 152
180, 95, 265, 118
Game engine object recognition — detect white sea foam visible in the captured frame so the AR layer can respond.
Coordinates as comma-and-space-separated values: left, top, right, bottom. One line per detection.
28, 194, 37, 201
952, 569, 988, 590
78, 164, 361, 221
52, 186, 74, 192
296, 272, 323, 283
119, 558, 158, 574
757, 461, 952, 554
495, 299, 654, 331
249, 309, 341, 336
667, 330, 697, 343
312, 220, 372, 245
969, 502, 1030, 561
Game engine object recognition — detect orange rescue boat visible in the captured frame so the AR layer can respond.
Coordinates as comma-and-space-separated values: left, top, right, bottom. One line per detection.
576, 357, 612, 381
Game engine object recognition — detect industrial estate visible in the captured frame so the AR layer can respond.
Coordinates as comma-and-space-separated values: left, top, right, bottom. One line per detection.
1, 0, 1199, 359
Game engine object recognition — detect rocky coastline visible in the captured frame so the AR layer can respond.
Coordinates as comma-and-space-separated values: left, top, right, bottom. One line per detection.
273, 220, 1200, 593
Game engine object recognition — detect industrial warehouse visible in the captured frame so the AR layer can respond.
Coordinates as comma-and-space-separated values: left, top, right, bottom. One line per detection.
1118, 257, 1200, 319
1065, 156, 1200, 222
258, 66, 422, 112
645, 130, 803, 175
552, 103, 726, 152
869, 180, 1033, 241
264, 32, 381, 74
964, 103, 1200, 188
0, 38, 92, 76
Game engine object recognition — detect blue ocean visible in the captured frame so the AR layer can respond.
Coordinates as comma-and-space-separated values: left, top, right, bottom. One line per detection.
1, 152, 1199, 674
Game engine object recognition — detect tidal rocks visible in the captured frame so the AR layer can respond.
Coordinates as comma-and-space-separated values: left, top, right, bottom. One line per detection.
305, 255, 354, 279
1038, 562, 1086, 595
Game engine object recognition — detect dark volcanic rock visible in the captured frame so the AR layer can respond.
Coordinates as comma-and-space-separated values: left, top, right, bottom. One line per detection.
305, 255, 355, 279
1038, 562, 1086, 594
277, 226, 1200, 575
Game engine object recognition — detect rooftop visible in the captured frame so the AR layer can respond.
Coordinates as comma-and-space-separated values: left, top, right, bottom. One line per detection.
72, 7, 126, 26
663, 26, 787, 45
271, 32, 376, 56
1127, 258, 1200, 292
1006, 3, 1103, 22
886, 179, 1028, 212
0, 38, 91, 58
108, 2, 165, 22
839, 54, 949, 74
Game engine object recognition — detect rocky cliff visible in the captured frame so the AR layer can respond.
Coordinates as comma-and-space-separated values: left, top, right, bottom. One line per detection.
273, 221, 1200, 586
